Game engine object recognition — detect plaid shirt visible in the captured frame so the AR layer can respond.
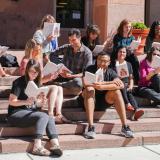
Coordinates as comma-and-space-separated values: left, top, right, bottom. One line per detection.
51, 44, 93, 74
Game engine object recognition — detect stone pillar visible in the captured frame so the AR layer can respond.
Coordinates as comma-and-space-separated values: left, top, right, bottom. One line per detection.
92, 0, 108, 43
92, 0, 145, 43
145, 0, 160, 27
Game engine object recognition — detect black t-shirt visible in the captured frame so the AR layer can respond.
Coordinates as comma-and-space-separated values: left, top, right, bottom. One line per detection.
8, 76, 29, 115
85, 64, 118, 82
84, 64, 118, 108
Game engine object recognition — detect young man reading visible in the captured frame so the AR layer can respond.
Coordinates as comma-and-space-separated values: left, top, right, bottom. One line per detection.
83, 51, 134, 139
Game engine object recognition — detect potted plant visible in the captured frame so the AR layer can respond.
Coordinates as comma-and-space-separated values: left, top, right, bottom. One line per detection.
132, 22, 150, 55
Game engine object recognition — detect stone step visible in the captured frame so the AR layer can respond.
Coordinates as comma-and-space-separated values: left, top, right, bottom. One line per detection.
0, 96, 80, 109
0, 86, 12, 98
3, 67, 19, 76
0, 76, 19, 86
1, 118, 160, 137
0, 105, 160, 122
0, 131, 160, 153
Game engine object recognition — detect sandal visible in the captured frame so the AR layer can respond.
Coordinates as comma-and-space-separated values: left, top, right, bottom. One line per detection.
50, 145, 63, 157
55, 114, 72, 124
32, 146, 50, 156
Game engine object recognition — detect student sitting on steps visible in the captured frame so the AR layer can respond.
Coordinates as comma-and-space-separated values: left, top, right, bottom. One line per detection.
113, 46, 144, 120
19, 39, 70, 124
82, 51, 134, 139
8, 59, 63, 157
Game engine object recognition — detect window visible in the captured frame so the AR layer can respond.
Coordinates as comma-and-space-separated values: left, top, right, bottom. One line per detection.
56, 0, 85, 28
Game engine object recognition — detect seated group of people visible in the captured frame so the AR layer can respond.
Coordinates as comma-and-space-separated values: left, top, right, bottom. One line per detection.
1, 15, 160, 157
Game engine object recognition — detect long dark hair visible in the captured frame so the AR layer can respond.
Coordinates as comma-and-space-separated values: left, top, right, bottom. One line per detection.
148, 21, 160, 40
86, 24, 100, 38
25, 59, 41, 87
145, 47, 157, 63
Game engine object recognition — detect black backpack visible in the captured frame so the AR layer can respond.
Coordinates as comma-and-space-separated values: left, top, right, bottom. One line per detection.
0, 54, 19, 67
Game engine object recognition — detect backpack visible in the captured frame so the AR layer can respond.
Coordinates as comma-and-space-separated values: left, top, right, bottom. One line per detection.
0, 54, 19, 67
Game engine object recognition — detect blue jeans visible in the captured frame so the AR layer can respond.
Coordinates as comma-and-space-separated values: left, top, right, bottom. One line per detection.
138, 74, 160, 103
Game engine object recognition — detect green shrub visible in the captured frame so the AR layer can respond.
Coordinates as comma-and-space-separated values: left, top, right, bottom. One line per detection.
132, 22, 148, 29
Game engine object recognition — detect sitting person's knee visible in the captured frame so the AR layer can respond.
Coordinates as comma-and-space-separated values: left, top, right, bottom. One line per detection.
49, 85, 58, 92
85, 88, 95, 97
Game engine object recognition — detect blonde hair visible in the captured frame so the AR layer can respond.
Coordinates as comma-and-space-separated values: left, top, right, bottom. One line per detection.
24, 39, 41, 60
40, 14, 56, 29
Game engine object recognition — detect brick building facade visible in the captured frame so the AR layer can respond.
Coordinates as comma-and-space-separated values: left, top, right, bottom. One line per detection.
0, 0, 159, 48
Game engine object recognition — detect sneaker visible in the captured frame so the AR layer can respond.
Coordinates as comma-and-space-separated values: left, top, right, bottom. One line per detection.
134, 109, 144, 120
121, 125, 134, 138
84, 125, 96, 139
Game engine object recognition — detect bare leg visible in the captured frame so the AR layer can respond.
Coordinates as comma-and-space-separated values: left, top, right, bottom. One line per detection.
0, 66, 7, 76
83, 87, 95, 126
55, 86, 63, 115
105, 90, 127, 126
47, 85, 58, 116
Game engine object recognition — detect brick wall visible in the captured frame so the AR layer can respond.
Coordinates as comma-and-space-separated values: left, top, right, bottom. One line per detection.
0, 0, 53, 49
107, 0, 145, 33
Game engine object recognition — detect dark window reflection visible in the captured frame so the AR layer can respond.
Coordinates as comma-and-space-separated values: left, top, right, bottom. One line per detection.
56, 0, 84, 28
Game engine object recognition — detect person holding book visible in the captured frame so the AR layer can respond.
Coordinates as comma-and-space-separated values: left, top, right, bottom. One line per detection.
145, 21, 160, 53
81, 24, 100, 51
20, 39, 69, 124
8, 59, 63, 157
83, 51, 134, 139
81, 24, 100, 58
33, 14, 58, 65
112, 19, 139, 84
19, 39, 43, 76
50, 28, 93, 95
114, 46, 144, 120
138, 47, 160, 107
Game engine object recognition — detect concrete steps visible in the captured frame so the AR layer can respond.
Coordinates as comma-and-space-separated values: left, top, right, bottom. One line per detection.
0, 51, 159, 153
1, 118, 160, 137
0, 76, 19, 86
1, 131, 160, 153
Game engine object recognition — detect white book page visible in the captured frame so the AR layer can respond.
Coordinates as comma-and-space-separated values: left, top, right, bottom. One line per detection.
150, 55, 160, 68
92, 45, 104, 56
25, 81, 49, 98
42, 22, 54, 38
53, 23, 60, 37
84, 71, 97, 84
152, 42, 160, 49
116, 62, 129, 78
95, 68, 104, 82
42, 22, 60, 38
130, 40, 140, 50
57, 63, 72, 73
42, 62, 59, 76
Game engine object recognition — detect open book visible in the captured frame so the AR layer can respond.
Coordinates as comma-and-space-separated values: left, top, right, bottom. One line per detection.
25, 81, 49, 98
116, 61, 129, 78
42, 22, 60, 38
129, 39, 141, 50
152, 42, 160, 49
42, 61, 72, 76
92, 45, 104, 56
84, 68, 104, 84
0, 45, 9, 56
150, 55, 160, 68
